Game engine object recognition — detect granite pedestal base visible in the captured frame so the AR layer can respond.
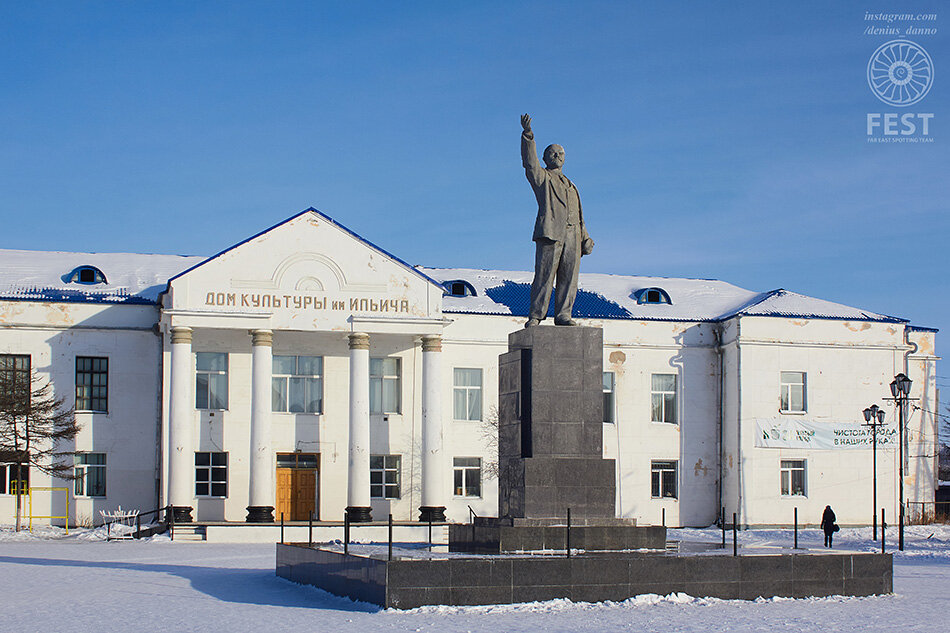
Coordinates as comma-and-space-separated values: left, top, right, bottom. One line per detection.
276, 543, 894, 609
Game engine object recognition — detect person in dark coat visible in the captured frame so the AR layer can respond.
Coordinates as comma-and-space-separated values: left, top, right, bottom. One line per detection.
820, 505, 837, 547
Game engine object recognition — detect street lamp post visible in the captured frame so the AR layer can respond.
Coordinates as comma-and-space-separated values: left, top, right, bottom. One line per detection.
889, 372, 912, 552
862, 404, 886, 540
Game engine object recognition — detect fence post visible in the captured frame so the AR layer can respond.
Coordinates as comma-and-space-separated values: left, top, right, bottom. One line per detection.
388, 513, 393, 561
881, 508, 886, 554
427, 515, 433, 551
899, 503, 904, 551
721, 507, 726, 549
136, 513, 142, 540
280, 513, 284, 544
794, 507, 798, 549
344, 512, 350, 556
168, 505, 175, 542
662, 507, 665, 527
566, 508, 572, 559
732, 512, 738, 557
308, 511, 313, 548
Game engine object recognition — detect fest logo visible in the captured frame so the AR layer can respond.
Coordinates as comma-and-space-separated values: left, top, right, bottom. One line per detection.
866, 39, 935, 142
867, 39, 934, 106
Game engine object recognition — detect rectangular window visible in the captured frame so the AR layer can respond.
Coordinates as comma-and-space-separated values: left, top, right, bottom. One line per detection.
272, 355, 323, 414
0, 464, 29, 495
453, 457, 482, 497
76, 356, 108, 412
370, 454, 401, 499
195, 452, 228, 497
453, 368, 483, 421
74, 453, 107, 497
196, 353, 228, 410
603, 372, 615, 423
780, 459, 806, 496
0, 354, 31, 413
780, 372, 806, 413
651, 374, 677, 424
370, 358, 401, 414
651, 461, 677, 499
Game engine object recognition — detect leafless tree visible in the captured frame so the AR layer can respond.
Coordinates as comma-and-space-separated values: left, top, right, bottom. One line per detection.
479, 405, 499, 480
0, 369, 79, 530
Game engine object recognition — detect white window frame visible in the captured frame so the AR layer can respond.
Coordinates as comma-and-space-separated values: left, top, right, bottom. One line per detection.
651, 373, 677, 424
780, 371, 807, 413
453, 457, 482, 498
453, 368, 483, 421
195, 452, 228, 497
195, 352, 228, 410
272, 355, 323, 414
780, 459, 807, 497
370, 454, 401, 499
370, 357, 401, 415
651, 460, 678, 499
74, 453, 107, 497
603, 371, 615, 423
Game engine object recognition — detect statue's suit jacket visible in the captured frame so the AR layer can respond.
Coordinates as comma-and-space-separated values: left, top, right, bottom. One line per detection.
522, 130, 591, 245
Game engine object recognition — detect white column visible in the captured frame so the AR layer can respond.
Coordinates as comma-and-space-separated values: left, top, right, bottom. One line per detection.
419, 334, 446, 521
167, 327, 194, 522
247, 330, 274, 522
346, 332, 372, 522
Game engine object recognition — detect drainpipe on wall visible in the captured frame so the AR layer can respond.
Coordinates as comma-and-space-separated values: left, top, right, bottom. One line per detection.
735, 317, 743, 529
903, 326, 920, 515
154, 292, 168, 514
714, 323, 724, 526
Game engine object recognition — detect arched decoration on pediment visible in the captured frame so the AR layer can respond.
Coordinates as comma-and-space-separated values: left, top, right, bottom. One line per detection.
272, 253, 346, 291
230, 252, 387, 292
295, 276, 325, 291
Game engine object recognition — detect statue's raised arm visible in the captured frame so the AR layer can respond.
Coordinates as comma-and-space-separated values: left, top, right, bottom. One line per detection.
521, 113, 532, 134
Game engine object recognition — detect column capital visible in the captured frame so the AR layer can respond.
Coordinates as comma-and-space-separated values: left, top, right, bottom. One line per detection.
348, 332, 370, 350
170, 327, 193, 345
421, 334, 442, 353
251, 329, 273, 347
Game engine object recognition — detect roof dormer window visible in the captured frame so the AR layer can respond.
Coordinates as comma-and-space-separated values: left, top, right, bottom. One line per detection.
444, 280, 476, 297
634, 287, 672, 305
67, 266, 108, 285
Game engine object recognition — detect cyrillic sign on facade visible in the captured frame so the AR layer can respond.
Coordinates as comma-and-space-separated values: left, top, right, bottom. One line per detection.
754, 418, 897, 450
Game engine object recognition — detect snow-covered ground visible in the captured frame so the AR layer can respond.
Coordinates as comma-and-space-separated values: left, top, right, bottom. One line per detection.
1, 524, 948, 632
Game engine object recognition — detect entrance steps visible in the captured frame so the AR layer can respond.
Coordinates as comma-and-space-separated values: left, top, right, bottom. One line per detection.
171, 524, 207, 541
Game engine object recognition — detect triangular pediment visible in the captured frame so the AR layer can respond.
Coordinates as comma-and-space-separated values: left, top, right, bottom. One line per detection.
165, 209, 444, 329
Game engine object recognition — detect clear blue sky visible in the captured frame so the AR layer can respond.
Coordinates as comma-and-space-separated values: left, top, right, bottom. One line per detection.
1, 2, 946, 381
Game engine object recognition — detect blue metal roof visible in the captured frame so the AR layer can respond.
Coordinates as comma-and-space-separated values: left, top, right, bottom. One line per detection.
484, 281, 632, 319
0, 287, 156, 305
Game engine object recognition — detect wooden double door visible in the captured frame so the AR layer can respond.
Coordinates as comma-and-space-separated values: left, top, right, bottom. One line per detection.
275, 453, 319, 521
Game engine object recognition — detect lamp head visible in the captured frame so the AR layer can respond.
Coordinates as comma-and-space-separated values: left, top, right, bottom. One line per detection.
896, 373, 912, 396
876, 409, 886, 423
863, 407, 873, 422
890, 380, 899, 398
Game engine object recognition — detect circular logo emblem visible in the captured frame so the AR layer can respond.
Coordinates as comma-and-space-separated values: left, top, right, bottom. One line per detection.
867, 40, 934, 107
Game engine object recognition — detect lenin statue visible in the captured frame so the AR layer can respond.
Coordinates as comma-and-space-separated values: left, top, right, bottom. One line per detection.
521, 114, 594, 327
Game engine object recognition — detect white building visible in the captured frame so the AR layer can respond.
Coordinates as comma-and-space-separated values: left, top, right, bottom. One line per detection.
0, 209, 939, 528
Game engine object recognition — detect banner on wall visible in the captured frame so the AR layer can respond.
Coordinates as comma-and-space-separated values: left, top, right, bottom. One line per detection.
754, 418, 897, 450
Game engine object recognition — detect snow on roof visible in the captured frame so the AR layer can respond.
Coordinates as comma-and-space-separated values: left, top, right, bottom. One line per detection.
420, 267, 906, 324
0, 248, 907, 324
0, 249, 206, 305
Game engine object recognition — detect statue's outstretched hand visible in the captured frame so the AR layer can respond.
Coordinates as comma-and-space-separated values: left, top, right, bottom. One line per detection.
521, 113, 532, 133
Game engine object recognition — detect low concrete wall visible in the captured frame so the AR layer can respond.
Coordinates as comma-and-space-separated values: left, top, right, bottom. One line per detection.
276, 544, 893, 609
